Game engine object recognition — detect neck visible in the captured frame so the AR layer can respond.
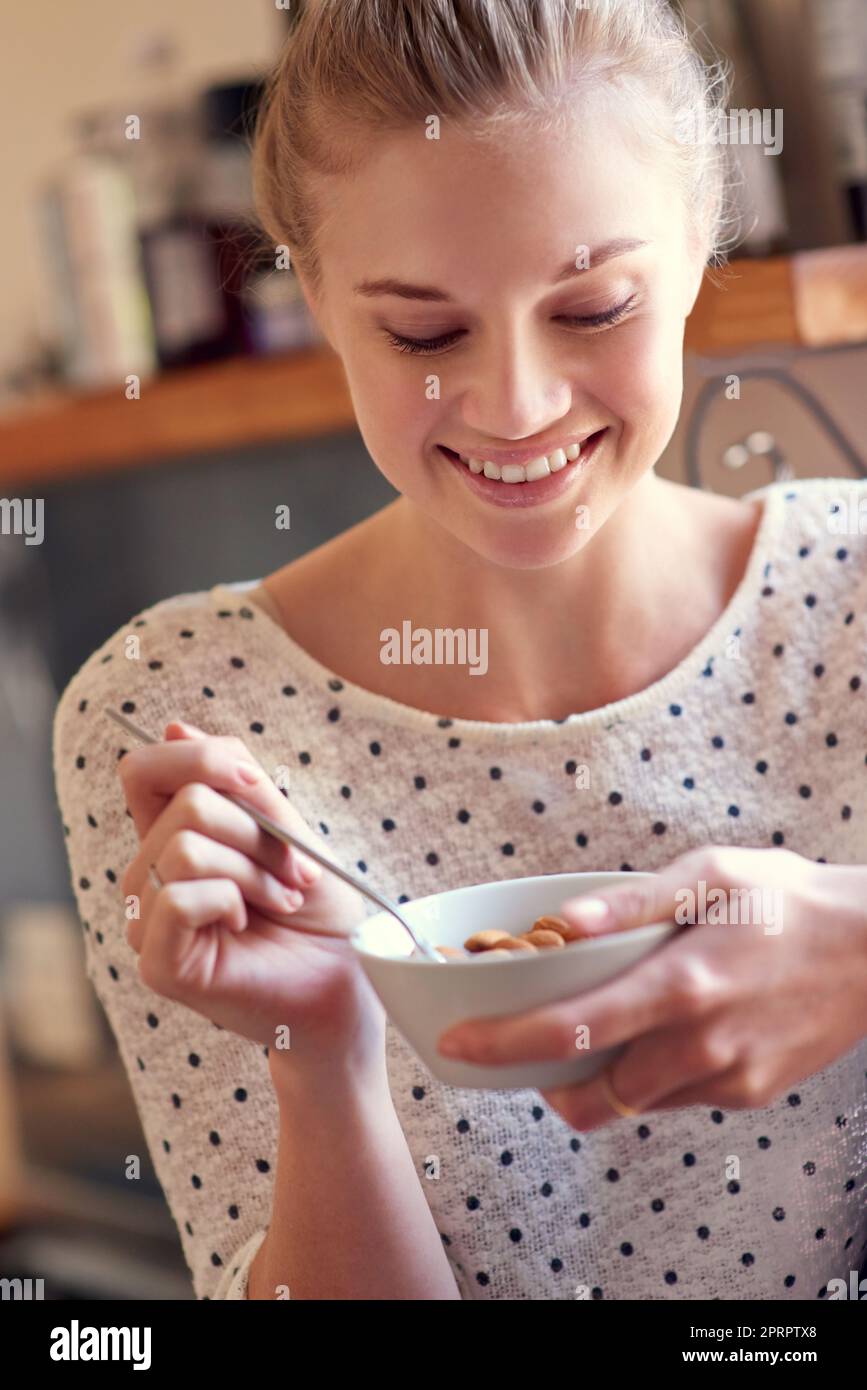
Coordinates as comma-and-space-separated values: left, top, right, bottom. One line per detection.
352, 472, 734, 721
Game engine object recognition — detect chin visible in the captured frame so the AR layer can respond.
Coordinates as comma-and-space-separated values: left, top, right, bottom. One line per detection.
453, 516, 595, 571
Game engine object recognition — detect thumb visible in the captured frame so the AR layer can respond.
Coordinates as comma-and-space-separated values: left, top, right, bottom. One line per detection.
559, 872, 674, 939
164, 719, 207, 741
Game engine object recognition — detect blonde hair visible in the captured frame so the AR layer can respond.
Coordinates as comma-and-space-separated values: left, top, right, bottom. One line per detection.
250, 0, 741, 300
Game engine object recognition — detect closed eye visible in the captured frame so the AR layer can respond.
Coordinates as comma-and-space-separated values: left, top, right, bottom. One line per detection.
558, 294, 640, 332
383, 294, 640, 355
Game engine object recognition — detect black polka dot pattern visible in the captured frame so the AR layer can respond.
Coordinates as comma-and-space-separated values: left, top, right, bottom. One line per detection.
51, 482, 867, 1301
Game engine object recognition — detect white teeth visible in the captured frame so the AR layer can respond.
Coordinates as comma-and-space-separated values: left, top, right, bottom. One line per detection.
501, 463, 526, 483
525, 455, 551, 482
454, 433, 596, 483
548, 448, 568, 472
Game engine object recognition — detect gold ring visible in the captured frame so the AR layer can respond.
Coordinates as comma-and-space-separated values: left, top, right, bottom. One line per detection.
600, 1063, 641, 1118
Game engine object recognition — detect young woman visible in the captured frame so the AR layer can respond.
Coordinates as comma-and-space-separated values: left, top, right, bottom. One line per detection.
53, 0, 867, 1301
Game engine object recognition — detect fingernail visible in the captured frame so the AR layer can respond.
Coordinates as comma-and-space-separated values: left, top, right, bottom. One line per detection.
299, 857, 322, 884
237, 764, 260, 785
438, 1033, 466, 1057
284, 889, 304, 910
564, 896, 611, 924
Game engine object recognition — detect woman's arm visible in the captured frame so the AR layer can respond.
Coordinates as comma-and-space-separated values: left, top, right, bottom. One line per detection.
437, 847, 867, 1131
247, 1053, 461, 1300
52, 651, 286, 1300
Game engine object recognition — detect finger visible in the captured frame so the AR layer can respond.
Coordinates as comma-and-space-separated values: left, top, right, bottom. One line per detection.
119, 735, 263, 840
125, 877, 148, 953
437, 928, 725, 1063
120, 736, 323, 885
122, 782, 319, 901
640, 1069, 742, 1112
538, 1022, 735, 1131
567, 1060, 777, 1129
438, 996, 593, 1065
164, 720, 208, 741
124, 861, 244, 961
558, 847, 715, 938
155, 829, 306, 925
126, 864, 163, 954
538, 1070, 640, 1132
138, 879, 248, 996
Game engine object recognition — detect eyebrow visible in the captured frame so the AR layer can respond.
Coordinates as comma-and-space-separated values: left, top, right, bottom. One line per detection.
353, 238, 650, 301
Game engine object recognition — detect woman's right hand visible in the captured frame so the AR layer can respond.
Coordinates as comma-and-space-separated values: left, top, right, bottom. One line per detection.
119, 720, 385, 1076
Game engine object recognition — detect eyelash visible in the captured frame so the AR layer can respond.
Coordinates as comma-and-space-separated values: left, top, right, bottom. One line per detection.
383, 295, 639, 355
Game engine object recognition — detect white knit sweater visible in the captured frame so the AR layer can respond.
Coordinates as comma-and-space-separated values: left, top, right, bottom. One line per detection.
52, 476, 867, 1300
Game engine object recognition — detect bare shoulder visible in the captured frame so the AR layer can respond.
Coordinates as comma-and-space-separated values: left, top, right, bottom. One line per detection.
657, 479, 765, 619
675, 478, 763, 528
674, 480, 764, 561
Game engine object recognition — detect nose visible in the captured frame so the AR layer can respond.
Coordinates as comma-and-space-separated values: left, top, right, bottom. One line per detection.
458, 322, 573, 442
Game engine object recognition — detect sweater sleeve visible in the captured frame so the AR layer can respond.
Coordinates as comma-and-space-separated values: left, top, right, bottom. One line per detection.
51, 604, 278, 1300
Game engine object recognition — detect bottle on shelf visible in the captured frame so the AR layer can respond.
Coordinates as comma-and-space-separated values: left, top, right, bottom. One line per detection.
36, 108, 158, 390
809, 0, 867, 240
122, 33, 237, 370
194, 78, 323, 357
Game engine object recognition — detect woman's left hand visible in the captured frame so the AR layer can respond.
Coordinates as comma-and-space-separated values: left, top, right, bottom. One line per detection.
436, 847, 867, 1130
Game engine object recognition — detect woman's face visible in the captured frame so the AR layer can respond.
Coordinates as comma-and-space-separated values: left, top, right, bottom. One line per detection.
301, 91, 706, 569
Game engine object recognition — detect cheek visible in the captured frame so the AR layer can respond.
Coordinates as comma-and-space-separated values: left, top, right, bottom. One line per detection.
348, 358, 436, 487
345, 350, 415, 433
603, 317, 684, 435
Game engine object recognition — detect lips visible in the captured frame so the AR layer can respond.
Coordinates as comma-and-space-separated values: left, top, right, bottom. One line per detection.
439, 427, 607, 508
439, 428, 603, 478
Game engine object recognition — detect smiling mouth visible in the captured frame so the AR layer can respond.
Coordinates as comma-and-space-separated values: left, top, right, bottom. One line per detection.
438, 430, 607, 484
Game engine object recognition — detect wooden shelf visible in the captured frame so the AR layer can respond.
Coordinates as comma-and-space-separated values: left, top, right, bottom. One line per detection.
2, 247, 866, 487
685, 255, 798, 355
0, 345, 357, 487
685, 244, 867, 356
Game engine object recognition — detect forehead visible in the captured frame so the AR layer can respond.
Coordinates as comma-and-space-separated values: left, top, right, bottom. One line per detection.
314, 92, 679, 294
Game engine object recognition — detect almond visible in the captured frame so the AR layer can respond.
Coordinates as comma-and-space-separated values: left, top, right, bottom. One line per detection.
519, 928, 565, 950
531, 914, 571, 938
463, 929, 513, 952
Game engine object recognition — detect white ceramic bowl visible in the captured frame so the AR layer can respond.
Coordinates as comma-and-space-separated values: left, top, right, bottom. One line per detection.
351, 871, 677, 1090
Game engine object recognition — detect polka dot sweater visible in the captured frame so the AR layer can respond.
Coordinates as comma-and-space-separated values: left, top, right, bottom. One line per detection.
52, 476, 867, 1301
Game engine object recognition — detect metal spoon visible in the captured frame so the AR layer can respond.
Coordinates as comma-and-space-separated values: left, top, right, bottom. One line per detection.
103, 707, 445, 962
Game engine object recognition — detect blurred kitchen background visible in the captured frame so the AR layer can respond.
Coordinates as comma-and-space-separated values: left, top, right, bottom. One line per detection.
1, 0, 866, 1298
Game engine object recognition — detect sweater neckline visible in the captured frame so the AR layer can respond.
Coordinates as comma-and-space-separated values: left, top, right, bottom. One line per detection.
211, 482, 780, 740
